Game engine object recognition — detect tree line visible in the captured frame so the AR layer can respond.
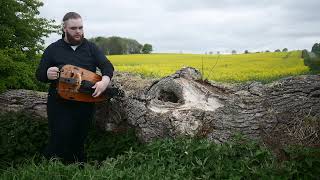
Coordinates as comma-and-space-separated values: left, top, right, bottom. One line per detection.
205, 48, 289, 55
244, 48, 288, 54
89, 36, 153, 55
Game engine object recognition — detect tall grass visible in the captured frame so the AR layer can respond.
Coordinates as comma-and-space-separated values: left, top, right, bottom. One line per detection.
109, 51, 309, 83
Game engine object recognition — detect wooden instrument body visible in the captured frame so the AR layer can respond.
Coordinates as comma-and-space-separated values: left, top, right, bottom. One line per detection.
57, 64, 106, 102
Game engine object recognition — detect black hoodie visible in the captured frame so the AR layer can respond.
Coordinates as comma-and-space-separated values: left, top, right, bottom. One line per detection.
36, 38, 114, 87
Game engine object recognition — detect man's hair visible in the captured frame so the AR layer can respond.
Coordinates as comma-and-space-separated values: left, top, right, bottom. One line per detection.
62, 12, 82, 38
63, 12, 82, 22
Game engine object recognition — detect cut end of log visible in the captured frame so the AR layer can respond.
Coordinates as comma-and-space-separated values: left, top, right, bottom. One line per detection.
148, 78, 224, 113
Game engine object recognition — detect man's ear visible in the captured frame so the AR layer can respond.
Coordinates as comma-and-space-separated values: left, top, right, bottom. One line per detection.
62, 22, 67, 33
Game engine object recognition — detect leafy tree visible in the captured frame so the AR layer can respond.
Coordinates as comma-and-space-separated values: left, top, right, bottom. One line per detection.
265, 50, 270, 53
244, 50, 249, 54
275, 49, 281, 52
126, 38, 143, 54
282, 48, 288, 52
311, 43, 320, 55
0, 0, 59, 58
0, 0, 57, 92
142, 44, 153, 54
107, 36, 126, 55
231, 50, 237, 54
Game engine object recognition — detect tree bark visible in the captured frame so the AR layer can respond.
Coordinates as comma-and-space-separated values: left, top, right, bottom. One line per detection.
0, 90, 47, 118
121, 67, 320, 145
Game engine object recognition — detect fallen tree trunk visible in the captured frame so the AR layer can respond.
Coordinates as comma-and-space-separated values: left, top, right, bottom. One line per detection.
0, 90, 47, 118
121, 68, 320, 146
1, 68, 319, 146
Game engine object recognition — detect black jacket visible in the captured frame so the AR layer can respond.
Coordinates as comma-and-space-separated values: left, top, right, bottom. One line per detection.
36, 38, 114, 85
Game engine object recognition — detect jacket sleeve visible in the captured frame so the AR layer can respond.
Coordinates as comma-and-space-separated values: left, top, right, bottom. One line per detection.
35, 47, 52, 83
92, 43, 114, 79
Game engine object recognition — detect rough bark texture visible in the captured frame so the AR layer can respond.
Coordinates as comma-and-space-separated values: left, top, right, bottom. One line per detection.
0, 90, 47, 118
1, 68, 319, 145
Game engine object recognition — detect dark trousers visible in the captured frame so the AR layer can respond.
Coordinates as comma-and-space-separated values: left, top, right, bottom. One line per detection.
43, 89, 95, 164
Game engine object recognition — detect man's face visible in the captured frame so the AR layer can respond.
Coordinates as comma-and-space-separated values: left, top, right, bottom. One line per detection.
63, 18, 84, 45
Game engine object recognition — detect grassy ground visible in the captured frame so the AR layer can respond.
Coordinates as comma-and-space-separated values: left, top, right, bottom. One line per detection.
1, 137, 319, 180
109, 51, 310, 83
1, 113, 320, 179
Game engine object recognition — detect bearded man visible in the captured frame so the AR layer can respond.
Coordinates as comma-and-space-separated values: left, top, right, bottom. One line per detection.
36, 12, 114, 164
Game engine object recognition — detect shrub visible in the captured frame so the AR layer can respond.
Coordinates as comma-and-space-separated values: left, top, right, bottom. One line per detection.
0, 112, 48, 169
0, 49, 48, 93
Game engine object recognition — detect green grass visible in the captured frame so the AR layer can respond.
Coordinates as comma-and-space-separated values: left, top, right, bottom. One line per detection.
1, 137, 319, 180
1, 112, 320, 179
109, 51, 310, 83
0, 113, 320, 180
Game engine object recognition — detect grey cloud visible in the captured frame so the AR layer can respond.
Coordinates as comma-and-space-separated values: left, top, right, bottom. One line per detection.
40, 0, 320, 53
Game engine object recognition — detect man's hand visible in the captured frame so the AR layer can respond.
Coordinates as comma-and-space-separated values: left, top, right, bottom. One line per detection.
47, 67, 60, 80
92, 76, 110, 98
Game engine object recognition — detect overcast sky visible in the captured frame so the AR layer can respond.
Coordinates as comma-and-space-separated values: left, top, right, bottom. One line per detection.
39, 0, 319, 54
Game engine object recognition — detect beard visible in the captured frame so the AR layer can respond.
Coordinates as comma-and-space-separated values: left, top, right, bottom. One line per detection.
66, 31, 84, 45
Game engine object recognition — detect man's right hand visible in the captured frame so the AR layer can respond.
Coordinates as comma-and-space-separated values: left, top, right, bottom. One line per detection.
47, 67, 60, 80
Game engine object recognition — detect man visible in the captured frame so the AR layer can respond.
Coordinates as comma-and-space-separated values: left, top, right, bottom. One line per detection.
36, 12, 114, 164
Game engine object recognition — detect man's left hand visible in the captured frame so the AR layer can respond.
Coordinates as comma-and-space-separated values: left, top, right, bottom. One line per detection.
92, 76, 110, 98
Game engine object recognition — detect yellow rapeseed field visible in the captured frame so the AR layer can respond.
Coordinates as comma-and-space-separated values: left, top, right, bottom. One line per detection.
108, 51, 309, 83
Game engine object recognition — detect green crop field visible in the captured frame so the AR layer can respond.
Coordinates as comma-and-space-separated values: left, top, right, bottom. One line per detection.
108, 51, 310, 83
